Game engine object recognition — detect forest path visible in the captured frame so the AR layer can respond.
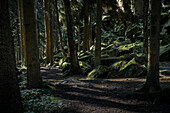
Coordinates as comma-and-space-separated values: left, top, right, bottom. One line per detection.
40, 66, 170, 113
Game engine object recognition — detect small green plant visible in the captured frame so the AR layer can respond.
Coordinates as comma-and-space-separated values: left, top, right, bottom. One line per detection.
21, 88, 63, 113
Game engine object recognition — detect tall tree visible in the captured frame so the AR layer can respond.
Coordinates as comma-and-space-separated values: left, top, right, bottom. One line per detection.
0, 0, 23, 112
44, 0, 52, 65
55, 0, 66, 58
142, 0, 161, 92
83, 0, 89, 53
95, 0, 102, 66
143, 0, 149, 54
49, 0, 53, 65
78, 6, 81, 52
23, 0, 42, 88
64, 0, 81, 75
18, 0, 24, 66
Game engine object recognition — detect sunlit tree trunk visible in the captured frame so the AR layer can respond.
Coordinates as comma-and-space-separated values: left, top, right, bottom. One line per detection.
142, 0, 161, 92
64, 0, 81, 75
55, 0, 66, 58
23, 0, 42, 88
83, 0, 89, 53
0, 1, 23, 112
95, 0, 102, 66
143, 0, 149, 54
18, 0, 24, 66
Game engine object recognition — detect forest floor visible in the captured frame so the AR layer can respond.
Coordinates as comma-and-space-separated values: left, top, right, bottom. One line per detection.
41, 63, 170, 113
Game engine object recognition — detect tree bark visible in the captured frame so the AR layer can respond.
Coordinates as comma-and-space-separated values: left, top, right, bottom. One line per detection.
95, 0, 102, 66
0, 1, 23, 112
18, 0, 24, 66
55, 0, 66, 58
78, 7, 81, 52
143, 0, 149, 54
64, 0, 81, 75
49, 0, 53, 65
44, 0, 51, 64
143, 0, 161, 92
23, 0, 42, 88
83, 0, 89, 53
89, 13, 92, 48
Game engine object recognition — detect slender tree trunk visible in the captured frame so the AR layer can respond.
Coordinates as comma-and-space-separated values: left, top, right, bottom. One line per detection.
143, 0, 149, 54
95, 0, 102, 66
83, 1, 89, 53
23, 0, 42, 88
64, 0, 81, 75
23, 26, 27, 65
67, 40, 70, 57
54, 19, 58, 54
44, 0, 51, 64
55, 0, 66, 58
18, 0, 24, 66
89, 13, 92, 48
142, 0, 161, 92
49, 0, 53, 65
78, 8, 81, 52
0, 1, 23, 112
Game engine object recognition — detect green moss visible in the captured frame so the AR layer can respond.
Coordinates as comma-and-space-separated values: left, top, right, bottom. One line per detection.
87, 65, 109, 79
120, 58, 137, 71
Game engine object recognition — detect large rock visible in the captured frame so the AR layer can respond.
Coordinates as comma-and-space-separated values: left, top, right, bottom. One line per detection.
109, 58, 146, 77
87, 65, 109, 79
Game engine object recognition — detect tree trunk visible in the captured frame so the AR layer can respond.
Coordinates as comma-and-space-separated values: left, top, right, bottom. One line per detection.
64, 0, 81, 75
23, 0, 42, 88
55, 0, 66, 58
49, 0, 53, 65
89, 13, 92, 48
83, 1, 89, 53
54, 18, 58, 54
44, 0, 51, 64
143, 0, 149, 54
78, 7, 81, 52
0, 1, 23, 112
18, 0, 24, 66
143, 0, 161, 92
95, 0, 102, 66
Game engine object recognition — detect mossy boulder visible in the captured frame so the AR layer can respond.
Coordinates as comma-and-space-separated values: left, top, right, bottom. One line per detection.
101, 57, 120, 66
109, 58, 146, 77
79, 61, 91, 71
117, 42, 143, 56
87, 65, 109, 79
59, 58, 69, 66
62, 62, 71, 72
121, 53, 147, 65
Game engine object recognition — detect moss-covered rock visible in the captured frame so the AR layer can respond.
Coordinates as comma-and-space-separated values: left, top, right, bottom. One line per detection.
109, 58, 146, 77
87, 65, 109, 79
117, 42, 143, 56
101, 57, 121, 66
79, 61, 91, 71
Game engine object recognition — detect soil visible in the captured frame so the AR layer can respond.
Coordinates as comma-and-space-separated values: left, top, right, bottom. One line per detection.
41, 66, 170, 113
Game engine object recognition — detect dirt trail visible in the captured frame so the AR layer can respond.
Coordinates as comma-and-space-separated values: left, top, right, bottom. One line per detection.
41, 67, 170, 113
